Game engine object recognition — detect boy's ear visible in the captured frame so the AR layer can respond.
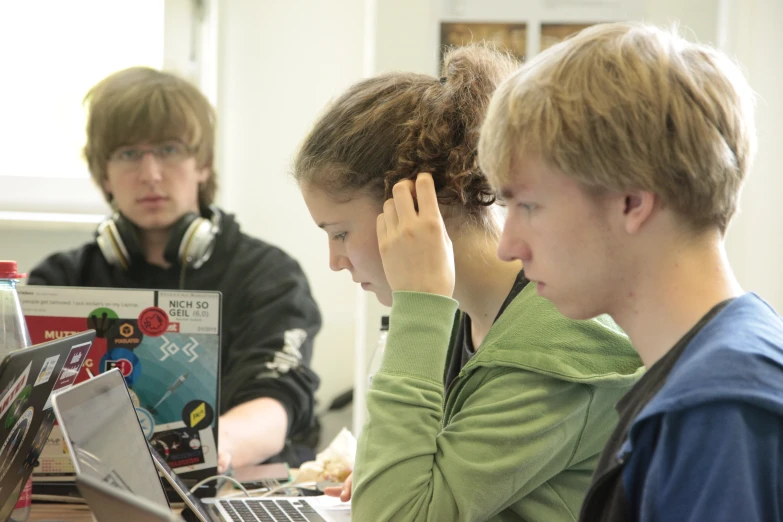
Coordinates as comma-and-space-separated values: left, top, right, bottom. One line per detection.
623, 190, 657, 234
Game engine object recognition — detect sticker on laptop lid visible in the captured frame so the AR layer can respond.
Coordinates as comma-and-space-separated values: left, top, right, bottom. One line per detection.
0, 406, 34, 482
34, 355, 60, 387
0, 363, 31, 422
43, 342, 91, 410
138, 306, 170, 337
25, 409, 55, 469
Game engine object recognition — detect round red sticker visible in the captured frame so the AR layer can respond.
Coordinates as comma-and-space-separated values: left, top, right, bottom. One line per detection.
115, 358, 133, 377
138, 307, 170, 337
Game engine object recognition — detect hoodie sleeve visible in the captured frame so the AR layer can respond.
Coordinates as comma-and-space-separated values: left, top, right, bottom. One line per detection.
219, 247, 322, 439
352, 291, 599, 522
629, 401, 782, 522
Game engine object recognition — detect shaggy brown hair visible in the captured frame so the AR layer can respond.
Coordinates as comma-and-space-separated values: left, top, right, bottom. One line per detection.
84, 67, 218, 208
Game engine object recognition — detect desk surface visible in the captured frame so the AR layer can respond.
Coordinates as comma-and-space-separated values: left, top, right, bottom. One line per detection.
30, 503, 94, 522
28, 466, 306, 521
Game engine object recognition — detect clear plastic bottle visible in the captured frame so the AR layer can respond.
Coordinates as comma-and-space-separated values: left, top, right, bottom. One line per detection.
0, 261, 33, 522
367, 315, 389, 387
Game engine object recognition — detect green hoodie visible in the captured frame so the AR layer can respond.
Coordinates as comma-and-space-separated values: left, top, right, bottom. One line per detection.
352, 285, 644, 521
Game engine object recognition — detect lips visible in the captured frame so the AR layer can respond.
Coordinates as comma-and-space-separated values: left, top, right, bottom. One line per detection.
138, 195, 168, 203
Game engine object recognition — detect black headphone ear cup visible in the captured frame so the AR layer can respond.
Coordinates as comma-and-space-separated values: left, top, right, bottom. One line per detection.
113, 214, 144, 264
163, 213, 199, 266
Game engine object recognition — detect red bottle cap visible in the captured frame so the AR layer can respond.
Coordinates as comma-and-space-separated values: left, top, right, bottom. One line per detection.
0, 261, 26, 279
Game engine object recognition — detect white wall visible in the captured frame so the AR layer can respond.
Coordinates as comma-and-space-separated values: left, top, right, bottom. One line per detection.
641, 0, 783, 311
642, 0, 719, 42
719, 0, 783, 311
214, 0, 367, 429
1, 223, 95, 276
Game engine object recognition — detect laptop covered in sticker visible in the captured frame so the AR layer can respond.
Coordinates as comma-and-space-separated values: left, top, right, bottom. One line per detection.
18, 285, 221, 497
0, 330, 93, 520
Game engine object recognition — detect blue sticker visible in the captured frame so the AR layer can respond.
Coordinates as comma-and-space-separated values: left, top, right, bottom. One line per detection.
135, 408, 155, 440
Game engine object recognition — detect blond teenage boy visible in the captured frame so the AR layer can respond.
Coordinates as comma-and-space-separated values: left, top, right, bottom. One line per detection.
480, 21, 783, 522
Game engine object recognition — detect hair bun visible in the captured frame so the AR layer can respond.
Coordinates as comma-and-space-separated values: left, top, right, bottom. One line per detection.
391, 43, 519, 212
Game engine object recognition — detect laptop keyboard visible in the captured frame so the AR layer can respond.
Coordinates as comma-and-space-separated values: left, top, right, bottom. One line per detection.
218, 498, 327, 522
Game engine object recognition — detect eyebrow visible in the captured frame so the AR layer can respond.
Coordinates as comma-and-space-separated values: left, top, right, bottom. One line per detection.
317, 222, 339, 229
498, 181, 532, 200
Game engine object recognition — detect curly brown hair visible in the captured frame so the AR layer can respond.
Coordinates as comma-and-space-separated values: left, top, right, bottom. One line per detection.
294, 43, 519, 227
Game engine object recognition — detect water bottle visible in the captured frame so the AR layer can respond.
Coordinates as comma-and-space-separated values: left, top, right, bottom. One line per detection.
0, 261, 33, 522
367, 315, 389, 387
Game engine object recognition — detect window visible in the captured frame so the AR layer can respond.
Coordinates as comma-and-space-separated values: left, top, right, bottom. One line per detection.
0, 0, 213, 219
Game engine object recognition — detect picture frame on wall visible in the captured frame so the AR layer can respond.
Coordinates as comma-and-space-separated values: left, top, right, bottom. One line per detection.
440, 22, 528, 63
540, 23, 596, 51
440, 22, 599, 69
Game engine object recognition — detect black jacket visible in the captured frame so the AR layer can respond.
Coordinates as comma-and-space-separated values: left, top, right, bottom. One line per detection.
28, 210, 322, 448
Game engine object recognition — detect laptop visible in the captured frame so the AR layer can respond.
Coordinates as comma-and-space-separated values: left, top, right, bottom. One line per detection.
18, 285, 222, 497
0, 330, 94, 521
53, 369, 351, 522
77, 473, 185, 522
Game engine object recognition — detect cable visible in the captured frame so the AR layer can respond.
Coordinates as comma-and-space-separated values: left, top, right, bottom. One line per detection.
220, 486, 270, 499
257, 481, 319, 498
179, 261, 188, 289
364, 335, 384, 377
188, 474, 251, 497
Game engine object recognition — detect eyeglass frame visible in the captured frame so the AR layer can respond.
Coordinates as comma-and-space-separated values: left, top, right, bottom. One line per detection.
106, 140, 195, 170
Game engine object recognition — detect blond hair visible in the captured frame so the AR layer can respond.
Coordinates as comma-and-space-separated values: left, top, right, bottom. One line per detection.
294, 43, 519, 235
83, 67, 218, 208
479, 21, 756, 233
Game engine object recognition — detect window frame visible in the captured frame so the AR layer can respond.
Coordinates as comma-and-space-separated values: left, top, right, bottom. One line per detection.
0, 0, 218, 223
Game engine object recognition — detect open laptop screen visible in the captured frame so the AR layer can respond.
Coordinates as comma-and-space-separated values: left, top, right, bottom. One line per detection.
52, 368, 169, 509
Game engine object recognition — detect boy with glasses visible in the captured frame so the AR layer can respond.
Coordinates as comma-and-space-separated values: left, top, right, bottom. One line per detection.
480, 21, 783, 521
28, 67, 322, 471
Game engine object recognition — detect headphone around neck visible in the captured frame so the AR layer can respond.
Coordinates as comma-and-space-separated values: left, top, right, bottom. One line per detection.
96, 205, 222, 271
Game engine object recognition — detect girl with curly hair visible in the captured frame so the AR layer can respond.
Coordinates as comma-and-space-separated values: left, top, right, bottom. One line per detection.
294, 44, 644, 522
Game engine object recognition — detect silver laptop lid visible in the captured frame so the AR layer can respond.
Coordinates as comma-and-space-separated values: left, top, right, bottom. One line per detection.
77, 473, 183, 522
51, 369, 169, 509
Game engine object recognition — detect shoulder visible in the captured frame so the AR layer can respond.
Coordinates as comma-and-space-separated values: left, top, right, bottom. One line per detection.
464, 365, 591, 398
226, 228, 306, 275
494, 283, 629, 347
625, 400, 783, 521
27, 242, 105, 286
448, 368, 597, 454
639, 294, 783, 420
475, 284, 642, 384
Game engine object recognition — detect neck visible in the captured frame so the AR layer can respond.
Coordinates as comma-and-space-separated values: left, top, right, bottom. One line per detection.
450, 226, 522, 348
610, 231, 742, 368
139, 229, 172, 268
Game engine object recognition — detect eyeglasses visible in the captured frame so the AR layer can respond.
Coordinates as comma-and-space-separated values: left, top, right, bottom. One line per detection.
108, 141, 193, 169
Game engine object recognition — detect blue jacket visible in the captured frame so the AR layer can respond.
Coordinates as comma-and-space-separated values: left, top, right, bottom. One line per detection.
580, 293, 783, 522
